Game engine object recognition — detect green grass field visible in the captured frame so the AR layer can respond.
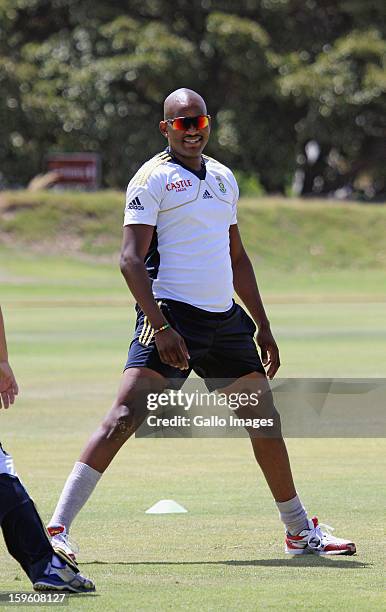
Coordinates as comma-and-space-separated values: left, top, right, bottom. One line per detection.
0, 195, 386, 610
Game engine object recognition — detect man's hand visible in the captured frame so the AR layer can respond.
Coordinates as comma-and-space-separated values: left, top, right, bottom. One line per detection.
256, 324, 280, 379
155, 328, 190, 371
0, 361, 19, 409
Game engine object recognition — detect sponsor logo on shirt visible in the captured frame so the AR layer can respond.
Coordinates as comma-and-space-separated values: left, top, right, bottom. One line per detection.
215, 175, 227, 194
166, 179, 193, 193
202, 189, 213, 199
126, 196, 144, 211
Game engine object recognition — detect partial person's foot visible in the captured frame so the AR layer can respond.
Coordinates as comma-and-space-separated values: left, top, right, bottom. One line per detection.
285, 516, 356, 556
47, 525, 78, 562
33, 551, 95, 593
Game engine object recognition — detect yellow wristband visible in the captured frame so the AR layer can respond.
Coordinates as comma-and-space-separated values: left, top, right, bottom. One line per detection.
153, 323, 170, 335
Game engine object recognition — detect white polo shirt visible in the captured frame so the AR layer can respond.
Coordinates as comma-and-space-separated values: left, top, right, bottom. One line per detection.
123, 150, 239, 312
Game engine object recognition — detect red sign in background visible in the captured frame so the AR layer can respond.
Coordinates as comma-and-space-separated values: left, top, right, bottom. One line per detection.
46, 153, 101, 189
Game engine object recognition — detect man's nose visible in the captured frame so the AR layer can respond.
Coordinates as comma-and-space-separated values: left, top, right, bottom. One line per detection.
185, 122, 198, 133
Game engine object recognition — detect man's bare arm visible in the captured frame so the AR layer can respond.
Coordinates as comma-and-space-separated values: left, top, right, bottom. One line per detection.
0, 306, 19, 408
120, 225, 190, 370
120, 225, 168, 329
229, 225, 280, 378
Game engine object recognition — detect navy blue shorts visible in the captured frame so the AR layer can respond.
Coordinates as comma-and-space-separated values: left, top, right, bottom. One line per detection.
124, 299, 265, 389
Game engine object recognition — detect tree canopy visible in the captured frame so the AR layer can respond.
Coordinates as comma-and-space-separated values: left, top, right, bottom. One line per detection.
0, 0, 385, 198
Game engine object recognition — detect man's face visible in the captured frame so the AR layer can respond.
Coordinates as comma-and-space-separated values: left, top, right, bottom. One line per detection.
159, 101, 211, 160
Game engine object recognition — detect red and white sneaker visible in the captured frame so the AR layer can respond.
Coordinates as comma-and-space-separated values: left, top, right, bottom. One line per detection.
47, 525, 79, 562
285, 517, 356, 556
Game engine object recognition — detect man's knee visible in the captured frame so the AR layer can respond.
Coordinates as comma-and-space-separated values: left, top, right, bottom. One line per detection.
235, 400, 282, 439
100, 372, 165, 442
102, 396, 148, 441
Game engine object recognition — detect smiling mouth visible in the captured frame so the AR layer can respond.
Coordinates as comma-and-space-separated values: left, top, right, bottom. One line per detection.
183, 136, 202, 144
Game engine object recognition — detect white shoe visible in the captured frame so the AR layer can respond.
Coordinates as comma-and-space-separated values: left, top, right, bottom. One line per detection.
285, 516, 356, 556
33, 551, 95, 593
47, 525, 78, 562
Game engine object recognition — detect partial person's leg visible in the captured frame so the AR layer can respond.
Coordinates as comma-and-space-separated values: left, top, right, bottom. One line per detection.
49, 367, 166, 534
1, 474, 96, 590
0, 474, 52, 582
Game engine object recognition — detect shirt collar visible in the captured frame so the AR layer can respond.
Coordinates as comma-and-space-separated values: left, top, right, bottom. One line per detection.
166, 147, 207, 180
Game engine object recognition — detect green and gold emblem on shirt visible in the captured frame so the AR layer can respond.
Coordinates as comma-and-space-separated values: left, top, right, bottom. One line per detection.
215, 175, 227, 194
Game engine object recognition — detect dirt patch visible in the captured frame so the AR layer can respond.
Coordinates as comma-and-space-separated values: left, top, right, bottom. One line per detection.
0, 232, 119, 264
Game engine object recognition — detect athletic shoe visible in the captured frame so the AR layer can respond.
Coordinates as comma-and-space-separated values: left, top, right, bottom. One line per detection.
285, 516, 356, 556
47, 525, 78, 562
33, 551, 95, 593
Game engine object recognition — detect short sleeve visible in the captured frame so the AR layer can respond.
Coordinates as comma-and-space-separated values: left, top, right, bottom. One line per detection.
123, 171, 163, 226
230, 175, 239, 225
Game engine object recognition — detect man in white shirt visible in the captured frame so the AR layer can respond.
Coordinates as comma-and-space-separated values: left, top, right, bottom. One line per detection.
48, 88, 355, 558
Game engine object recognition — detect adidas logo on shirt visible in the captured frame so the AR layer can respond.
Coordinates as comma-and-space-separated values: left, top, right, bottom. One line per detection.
202, 190, 213, 199
126, 196, 144, 211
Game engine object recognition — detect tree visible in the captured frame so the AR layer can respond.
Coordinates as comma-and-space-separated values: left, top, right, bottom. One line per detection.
0, 0, 384, 197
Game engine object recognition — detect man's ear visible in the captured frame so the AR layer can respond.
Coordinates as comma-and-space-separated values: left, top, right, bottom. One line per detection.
159, 121, 168, 138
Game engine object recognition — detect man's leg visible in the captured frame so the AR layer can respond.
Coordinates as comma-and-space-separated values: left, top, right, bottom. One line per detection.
221, 372, 296, 499
242, 374, 296, 502
49, 367, 165, 534
221, 372, 356, 554
221, 372, 308, 533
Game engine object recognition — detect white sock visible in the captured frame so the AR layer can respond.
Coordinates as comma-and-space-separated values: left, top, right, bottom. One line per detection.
48, 462, 101, 532
276, 493, 309, 535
